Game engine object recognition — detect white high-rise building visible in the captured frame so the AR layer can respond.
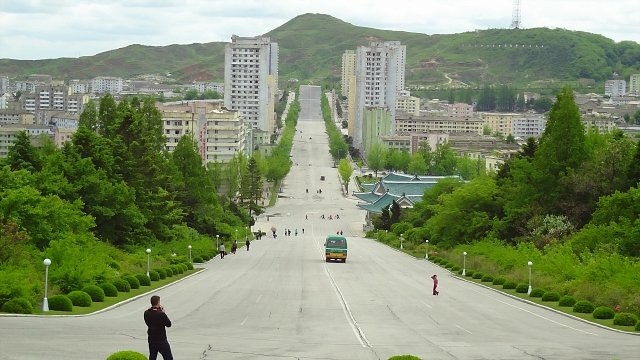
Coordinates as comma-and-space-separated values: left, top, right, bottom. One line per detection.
604, 79, 626, 97
91, 77, 123, 94
0, 76, 9, 93
629, 74, 640, 95
224, 35, 278, 133
353, 41, 406, 151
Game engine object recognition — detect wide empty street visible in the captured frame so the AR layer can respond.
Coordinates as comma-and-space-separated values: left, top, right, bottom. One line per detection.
0, 85, 637, 360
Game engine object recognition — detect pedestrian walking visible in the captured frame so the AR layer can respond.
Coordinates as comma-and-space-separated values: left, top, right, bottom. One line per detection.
246, 239, 250, 251
431, 274, 439, 295
302, 228, 305, 234
295, 229, 298, 236
231, 240, 238, 254
144, 295, 173, 360
219, 243, 226, 259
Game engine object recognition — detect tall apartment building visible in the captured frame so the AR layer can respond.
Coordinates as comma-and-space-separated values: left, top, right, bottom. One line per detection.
341, 50, 356, 97
158, 101, 248, 163
629, 74, 640, 95
353, 41, 406, 151
20, 85, 86, 120
604, 79, 626, 97
91, 76, 123, 94
69, 80, 91, 94
224, 35, 278, 133
511, 115, 547, 138
0, 76, 9, 93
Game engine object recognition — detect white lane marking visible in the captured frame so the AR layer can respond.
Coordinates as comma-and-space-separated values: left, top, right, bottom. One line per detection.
241, 316, 248, 326
456, 324, 472, 334
421, 301, 433, 309
314, 237, 371, 348
256, 295, 262, 303
477, 289, 598, 336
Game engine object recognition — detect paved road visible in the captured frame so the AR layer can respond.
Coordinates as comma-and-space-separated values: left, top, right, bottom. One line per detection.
1, 85, 638, 359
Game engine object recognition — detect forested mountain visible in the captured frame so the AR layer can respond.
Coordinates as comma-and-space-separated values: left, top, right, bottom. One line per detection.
1, 14, 639, 88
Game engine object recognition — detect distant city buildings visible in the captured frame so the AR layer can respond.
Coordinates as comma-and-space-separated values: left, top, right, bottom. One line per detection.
604, 79, 626, 97
629, 74, 640, 95
91, 76, 123, 94
224, 35, 279, 134
341, 50, 356, 98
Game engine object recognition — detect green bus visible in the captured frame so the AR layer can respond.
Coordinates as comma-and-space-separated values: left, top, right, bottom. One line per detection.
325, 235, 348, 263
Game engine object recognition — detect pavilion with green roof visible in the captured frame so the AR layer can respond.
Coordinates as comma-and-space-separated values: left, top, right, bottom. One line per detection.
355, 173, 461, 227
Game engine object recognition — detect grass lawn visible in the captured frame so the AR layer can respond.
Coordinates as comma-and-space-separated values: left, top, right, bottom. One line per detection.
32, 268, 204, 316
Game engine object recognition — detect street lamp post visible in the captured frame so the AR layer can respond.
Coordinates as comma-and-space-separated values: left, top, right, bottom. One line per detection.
462, 251, 467, 276
246, 227, 249, 242
425, 240, 429, 259
43, 258, 51, 312
400, 234, 404, 250
235, 229, 238, 242
527, 261, 533, 295
146, 248, 151, 277
188, 245, 192, 264
216, 234, 219, 250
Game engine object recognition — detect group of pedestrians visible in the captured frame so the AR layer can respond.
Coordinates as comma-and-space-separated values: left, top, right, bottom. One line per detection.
219, 239, 251, 259
320, 214, 339, 220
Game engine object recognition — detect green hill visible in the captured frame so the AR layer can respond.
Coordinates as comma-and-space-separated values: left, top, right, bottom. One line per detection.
1, 13, 639, 89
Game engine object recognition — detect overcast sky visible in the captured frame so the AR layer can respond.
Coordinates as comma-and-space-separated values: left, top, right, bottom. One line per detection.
1, 0, 639, 60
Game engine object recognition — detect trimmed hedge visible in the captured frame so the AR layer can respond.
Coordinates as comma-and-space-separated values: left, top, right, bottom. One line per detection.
112, 279, 131, 293
157, 268, 167, 279
515, 284, 529, 293
193, 256, 203, 263
481, 275, 493, 282
541, 292, 560, 302
185, 262, 194, 270
573, 300, 595, 314
529, 288, 545, 298
98, 283, 118, 297
1, 297, 33, 314
149, 270, 160, 281
492, 277, 506, 285
48, 295, 73, 311
502, 281, 517, 289
172, 265, 183, 274
388, 356, 421, 360
613, 313, 638, 326
592, 306, 615, 320
472, 272, 484, 279
635, 320, 640, 331
465, 270, 475, 277
135, 274, 151, 286
179, 263, 188, 272
164, 267, 174, 277
123, 275, 140, 289
67, 291, 92, 307
106, 350, 148, 360
559, 295, 577, 307
82, 285, 105, 302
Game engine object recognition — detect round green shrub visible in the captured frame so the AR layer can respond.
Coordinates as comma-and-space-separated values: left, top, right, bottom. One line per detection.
156, 268, 167, 279
541, 292, 560, 302
164, 267, 174, 277
592, 306, 615, 320
388, 356, 421, 360
135, 274, 151, 286
635, 320, 640, 331
515, 284, 529, 293
112, 278, 131, 293
613, 313, 638, 326
81, 285, 105, 302
492, 277, 506, 285
48, 295, 73, 311
444, 263, 454, 269
1, 297, 33, 314
123, 275, 140, 289
451, 266, 461, 272
201, 254, 210, 261
108, 261, 121, 270
502, 281, 517, 290
573, 300, 595, 314
193, 256, 203, 263
98, 283, 118, 297
472, 272, 484, 279
481, 275, 493, 282
185, 262, 194, 270
465, 270, 475, 277
529, 288, 545, 297
106, 350, 148, 360
179, 263, 188, 272
172, 265, 183, 274
559, 295, 577, 307
67, 291, 92, 307
149, 270, 160, 281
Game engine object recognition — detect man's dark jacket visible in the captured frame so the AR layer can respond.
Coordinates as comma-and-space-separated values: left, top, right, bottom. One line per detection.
144, 307, 172, 342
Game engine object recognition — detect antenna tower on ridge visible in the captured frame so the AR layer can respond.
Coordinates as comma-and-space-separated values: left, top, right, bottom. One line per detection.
511, 0, 521, 29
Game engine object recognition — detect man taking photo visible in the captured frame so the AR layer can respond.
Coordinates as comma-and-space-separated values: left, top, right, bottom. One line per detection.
144, 295, 173, 360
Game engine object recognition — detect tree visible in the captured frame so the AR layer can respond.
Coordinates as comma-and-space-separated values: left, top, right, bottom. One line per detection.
240, 156, 264, 218
634, 109, 640, 125
390, 200, 401, 225
338, 158, 353, 193
367, 142, 387, 176
431, 143, 457, 175
201, 90, 222, 99
184, 89, 198, 100
6, 131, 42, 173
408, 153, 427, 175
79, 100, 98, 130
533, 96, 554, 113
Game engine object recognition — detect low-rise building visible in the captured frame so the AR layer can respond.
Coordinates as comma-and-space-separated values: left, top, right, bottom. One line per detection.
448, 102, 474, 118
0, 109, 35, 126
395, 91, 420, 116
0, 124, 53, 158
395, 113, 483, 135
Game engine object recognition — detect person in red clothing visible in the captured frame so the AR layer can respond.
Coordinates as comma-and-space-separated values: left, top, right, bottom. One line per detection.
144, 295, 173, 360
431, 274, 439, 296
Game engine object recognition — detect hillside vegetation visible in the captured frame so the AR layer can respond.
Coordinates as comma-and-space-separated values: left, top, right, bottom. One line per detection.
1, 14, 639, 88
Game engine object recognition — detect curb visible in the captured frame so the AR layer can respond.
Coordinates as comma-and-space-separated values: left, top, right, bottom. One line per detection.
0, 267, 208, 318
